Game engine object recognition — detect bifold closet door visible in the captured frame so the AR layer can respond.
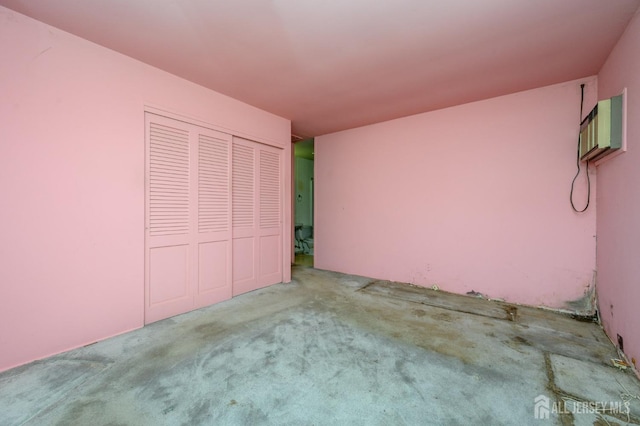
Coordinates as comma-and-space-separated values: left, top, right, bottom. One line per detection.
145, 113, 232, 324
193, 130, 232, 310
232, 137, 283, 296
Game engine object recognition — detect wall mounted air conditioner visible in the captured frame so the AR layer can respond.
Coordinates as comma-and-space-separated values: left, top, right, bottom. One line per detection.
579, 94, 623, 162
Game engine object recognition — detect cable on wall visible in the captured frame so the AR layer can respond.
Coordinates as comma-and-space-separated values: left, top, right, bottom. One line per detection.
570, 84, 591, 213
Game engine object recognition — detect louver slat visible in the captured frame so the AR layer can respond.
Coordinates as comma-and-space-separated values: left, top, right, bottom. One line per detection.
232, 143, 254, 228
198, 134, 229, 233
149, 123, 190, 236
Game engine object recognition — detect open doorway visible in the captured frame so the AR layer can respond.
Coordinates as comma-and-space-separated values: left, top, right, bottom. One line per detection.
293, 138, 314, 267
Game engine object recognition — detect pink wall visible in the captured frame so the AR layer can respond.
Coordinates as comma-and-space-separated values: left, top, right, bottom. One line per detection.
316, 79, 598, 310
0, 7, 291, 372
596, 9, 640, 371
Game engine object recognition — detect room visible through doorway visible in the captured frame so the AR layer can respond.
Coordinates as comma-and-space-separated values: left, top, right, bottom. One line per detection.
294, 138, 314, 267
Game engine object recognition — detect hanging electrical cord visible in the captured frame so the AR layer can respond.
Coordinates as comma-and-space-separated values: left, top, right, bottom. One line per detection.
570, 84, 590, 212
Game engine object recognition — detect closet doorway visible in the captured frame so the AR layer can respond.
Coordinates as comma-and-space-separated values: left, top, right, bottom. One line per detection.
144, 112, 284, 324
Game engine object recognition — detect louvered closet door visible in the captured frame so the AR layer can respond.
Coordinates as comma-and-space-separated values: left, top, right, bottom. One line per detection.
231, 138, 258, 295
257, 144, 283, 287
194, 129, 232, 309
232, 137, 283, 296
145, 113, 232, 324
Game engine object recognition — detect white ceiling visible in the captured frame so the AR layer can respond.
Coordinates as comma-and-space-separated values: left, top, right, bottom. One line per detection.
2, 0, 639, 137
